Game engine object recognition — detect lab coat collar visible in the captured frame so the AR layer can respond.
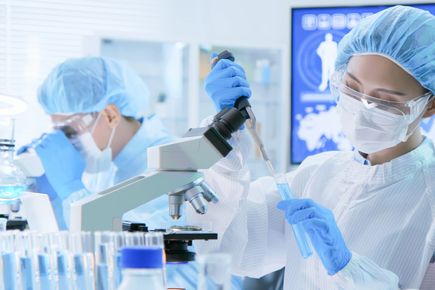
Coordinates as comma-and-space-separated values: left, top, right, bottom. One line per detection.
348, 137, 435, 184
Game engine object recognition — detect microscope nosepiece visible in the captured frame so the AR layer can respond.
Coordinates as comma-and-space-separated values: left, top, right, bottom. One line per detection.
168, 194, 184, 220
185, 186, 208, 215
199, 182, 219, 203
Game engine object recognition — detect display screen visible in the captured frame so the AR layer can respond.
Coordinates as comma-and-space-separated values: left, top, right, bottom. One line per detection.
290, 4, 435, 164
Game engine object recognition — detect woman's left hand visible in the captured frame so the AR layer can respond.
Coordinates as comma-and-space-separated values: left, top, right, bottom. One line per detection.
277, 199, 352, 275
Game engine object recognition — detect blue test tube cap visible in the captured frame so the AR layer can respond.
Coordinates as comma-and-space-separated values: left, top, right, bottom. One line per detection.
121, 247, 163, 269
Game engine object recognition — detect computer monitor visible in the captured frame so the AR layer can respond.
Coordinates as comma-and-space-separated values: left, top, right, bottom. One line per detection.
290, 3, 435, 164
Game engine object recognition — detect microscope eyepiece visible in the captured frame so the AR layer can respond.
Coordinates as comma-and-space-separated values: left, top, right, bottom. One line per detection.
211, 108, 245, 140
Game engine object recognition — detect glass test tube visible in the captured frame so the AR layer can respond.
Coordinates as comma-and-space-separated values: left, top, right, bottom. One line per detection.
274, 174, 312, 258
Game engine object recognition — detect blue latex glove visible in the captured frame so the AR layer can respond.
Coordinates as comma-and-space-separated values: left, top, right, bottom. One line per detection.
29, 175, 58, 201
205, 57, 252, 111
277, 199, 352, 275
18, 139, 58, 200
17, 137, 41, 155
33, 131, 86, 199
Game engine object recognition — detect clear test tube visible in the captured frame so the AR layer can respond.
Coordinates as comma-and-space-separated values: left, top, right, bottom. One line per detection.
48, 231, 72, 290
69, 231, 94, 254
145, 232, 164, 248
30, 232, 49, 253
57, 251, 72, 290
112, 232, 127, 289
2, 251, 17, 290
94, 232, 117, 290
94, 232, 113, 265
73, 253, 95, 290
55, 231, 71, 252
274, 174, 313, 259
0, 216, 7, 231
0, 231, 14, 253
145, 232, 166, 287
130, 232, 144, 247
20, 254, 36, 290
15, 231, 35, 263
70, 232, 95, 290
37, 253, 53, 290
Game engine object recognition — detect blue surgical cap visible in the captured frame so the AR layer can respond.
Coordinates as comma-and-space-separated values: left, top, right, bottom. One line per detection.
335, 5, 435, 94
38, 56, 150, 119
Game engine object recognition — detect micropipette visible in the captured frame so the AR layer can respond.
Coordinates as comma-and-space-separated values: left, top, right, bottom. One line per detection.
244, 107, 313, 259
212, 50, 313, 258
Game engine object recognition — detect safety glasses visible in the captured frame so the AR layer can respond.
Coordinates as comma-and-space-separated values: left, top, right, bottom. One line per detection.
52, 113, 97, 139
330, 70, 433, 118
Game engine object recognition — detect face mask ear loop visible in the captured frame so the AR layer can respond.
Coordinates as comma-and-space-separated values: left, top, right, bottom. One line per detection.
90, 111, 117, 150
90, 112, 103, 135
106, 125, 117, 150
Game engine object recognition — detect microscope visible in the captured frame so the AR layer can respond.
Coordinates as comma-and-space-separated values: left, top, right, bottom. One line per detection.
69, 51, 254, 262
69, 50, 251, 232
69, 104, 247, 232
0, 116, 58, 233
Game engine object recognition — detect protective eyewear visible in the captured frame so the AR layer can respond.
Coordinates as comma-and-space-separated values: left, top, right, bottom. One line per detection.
330, 70, 433, 118
53, 113, 96, 139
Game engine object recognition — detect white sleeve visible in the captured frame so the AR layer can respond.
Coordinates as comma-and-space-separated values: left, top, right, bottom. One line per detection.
332, 252, 401, 290
187, 128, 288, 278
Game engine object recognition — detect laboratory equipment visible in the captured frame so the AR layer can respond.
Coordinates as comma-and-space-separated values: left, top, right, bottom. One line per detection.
215, 51, 313, 258
57, 252, 72, 290
37, 254, 53, 290
70, 94, 248, 231
117, 247, 166, 290
0, 106, 58, 232
197, 253, 232, 290
200, 45, 284, 179
0, 230, 164, 290
210, 50, 273, 173
0, 118, 27, 205
274, 174, 312, 258
0, 215, 7, 231
0, 117, 54, 232
20, 255, 35, 290
123, 221, 218, 263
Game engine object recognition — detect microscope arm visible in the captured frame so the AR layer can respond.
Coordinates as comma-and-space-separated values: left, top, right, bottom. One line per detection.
70, 132, 229, 232
70, 171, 203, 231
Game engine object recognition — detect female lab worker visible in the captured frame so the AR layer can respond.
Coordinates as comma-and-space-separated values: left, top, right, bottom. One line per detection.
188, 6, 435, 290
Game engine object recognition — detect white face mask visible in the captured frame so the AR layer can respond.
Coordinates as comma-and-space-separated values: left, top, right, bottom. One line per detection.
336, 93, 429, 154
74, 113, 118, 193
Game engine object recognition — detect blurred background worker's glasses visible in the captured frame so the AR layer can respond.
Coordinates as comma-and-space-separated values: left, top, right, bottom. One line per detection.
52, 113, 97, 140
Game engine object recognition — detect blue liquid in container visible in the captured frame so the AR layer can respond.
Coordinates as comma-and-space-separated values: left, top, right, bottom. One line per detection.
276, 182, 313, 258
0, 185, 26, 203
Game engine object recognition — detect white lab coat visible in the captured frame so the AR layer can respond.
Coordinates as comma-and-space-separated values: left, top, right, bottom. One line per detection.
187, 130, 435, 290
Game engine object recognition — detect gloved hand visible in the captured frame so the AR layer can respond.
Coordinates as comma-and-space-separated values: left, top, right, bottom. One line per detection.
24, 174, 57, 201
205, 56, 252, 111
277, 199, 352, 275
17, 137, 41, 155
33, 131, 86, 199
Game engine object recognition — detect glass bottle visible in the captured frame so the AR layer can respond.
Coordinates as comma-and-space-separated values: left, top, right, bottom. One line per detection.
0, 118, 27, 204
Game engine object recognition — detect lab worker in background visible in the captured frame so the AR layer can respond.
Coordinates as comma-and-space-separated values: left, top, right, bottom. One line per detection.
19, 56, 174, 229
188, 6, 435, 290
19, 56, 243, 290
